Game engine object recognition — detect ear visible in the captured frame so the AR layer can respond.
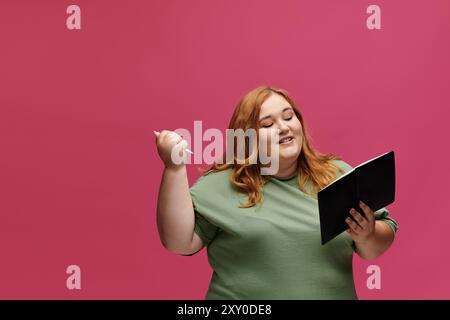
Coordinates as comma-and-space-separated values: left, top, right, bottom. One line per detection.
153, 131, 160, 137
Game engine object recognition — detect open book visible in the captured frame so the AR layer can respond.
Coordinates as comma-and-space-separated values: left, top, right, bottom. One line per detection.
317, 151, 396, 245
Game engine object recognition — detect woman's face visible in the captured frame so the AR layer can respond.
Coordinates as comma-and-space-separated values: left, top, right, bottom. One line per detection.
258, 94, 303, 168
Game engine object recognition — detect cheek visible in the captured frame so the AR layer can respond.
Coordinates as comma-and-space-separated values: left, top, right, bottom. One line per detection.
258, 129, 278, 145
295, 119, 302, 131
292, 121, 303, 139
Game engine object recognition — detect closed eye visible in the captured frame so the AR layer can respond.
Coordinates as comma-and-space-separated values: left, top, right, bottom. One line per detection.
261, 116, 292, 128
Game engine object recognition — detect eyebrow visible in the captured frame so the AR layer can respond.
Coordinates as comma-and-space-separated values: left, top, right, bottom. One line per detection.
259, 107, 293, 121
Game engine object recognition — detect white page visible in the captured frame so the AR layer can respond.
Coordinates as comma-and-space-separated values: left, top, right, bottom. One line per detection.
319, 151, 391, 191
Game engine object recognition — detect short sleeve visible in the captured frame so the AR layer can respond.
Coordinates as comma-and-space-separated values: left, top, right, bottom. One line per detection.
180, 177, 220, 256
180, 209, 218, 257
193, 208, 219, 248
374, 207, 399, 234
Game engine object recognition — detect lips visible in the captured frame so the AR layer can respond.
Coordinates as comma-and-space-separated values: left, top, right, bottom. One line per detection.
279, 136, 294, 144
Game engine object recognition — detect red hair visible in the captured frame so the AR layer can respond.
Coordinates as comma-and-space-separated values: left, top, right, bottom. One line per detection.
204, 86, 344, 208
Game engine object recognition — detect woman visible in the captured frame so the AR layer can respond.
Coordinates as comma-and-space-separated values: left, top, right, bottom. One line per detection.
154, 86, 398, 299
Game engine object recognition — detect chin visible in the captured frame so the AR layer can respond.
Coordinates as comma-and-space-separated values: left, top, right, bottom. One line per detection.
279, 148, 301, 161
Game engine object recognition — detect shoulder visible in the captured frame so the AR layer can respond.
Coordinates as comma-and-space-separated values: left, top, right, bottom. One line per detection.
329, 159, 354, 174
189, 168, 238, 212
190, 168, 233, 195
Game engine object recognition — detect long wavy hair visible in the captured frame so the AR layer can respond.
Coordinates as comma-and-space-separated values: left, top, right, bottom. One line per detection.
203, 86, 344, 208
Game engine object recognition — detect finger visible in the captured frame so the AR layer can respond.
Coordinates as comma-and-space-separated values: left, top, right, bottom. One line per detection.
169, 131, 182, 140
359, 201, 375, 223
166, 131, 182, 144
349, 208, 367, 227
172, 139, 188, 152
174, 136, 183, 144
346, 217, 361, 232
159, 130, 170, 140
178, 139, 188, 149
171, 141, 188, 162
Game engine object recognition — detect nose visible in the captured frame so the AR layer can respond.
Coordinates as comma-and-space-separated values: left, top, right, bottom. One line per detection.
277, 120, 289, 134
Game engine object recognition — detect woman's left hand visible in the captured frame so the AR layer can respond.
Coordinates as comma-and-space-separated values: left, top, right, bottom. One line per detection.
346, 201, 376, 243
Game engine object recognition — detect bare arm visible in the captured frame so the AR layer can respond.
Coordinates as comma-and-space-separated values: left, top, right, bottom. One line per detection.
154, 130, 203, 255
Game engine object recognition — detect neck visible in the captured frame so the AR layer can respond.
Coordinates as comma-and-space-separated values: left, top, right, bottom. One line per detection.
272, 161, 298, 179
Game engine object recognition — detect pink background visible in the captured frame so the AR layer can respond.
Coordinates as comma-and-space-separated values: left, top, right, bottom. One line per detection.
1, 0, 449, 299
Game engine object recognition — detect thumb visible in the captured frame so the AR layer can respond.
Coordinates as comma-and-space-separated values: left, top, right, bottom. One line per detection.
153, 130, 160, 137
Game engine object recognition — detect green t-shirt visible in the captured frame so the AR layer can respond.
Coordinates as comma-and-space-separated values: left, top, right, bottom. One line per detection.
188, 160, 398, 300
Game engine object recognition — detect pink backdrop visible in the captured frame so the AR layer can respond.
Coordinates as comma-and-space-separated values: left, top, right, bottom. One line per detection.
1, 0, 449, 299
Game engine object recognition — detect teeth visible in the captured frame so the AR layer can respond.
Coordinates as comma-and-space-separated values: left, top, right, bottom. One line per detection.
280, 137, 292, 143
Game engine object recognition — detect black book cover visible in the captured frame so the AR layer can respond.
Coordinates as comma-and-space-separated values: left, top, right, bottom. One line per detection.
317, 151, 395, 245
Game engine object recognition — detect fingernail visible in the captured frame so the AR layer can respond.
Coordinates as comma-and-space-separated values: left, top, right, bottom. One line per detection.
359, 200, 364, 206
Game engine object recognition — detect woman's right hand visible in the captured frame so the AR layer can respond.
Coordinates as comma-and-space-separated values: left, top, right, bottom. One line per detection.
154, 130, 189, 169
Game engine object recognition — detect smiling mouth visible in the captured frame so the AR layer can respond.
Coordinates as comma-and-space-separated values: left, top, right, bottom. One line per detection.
279, 136, 294, 144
